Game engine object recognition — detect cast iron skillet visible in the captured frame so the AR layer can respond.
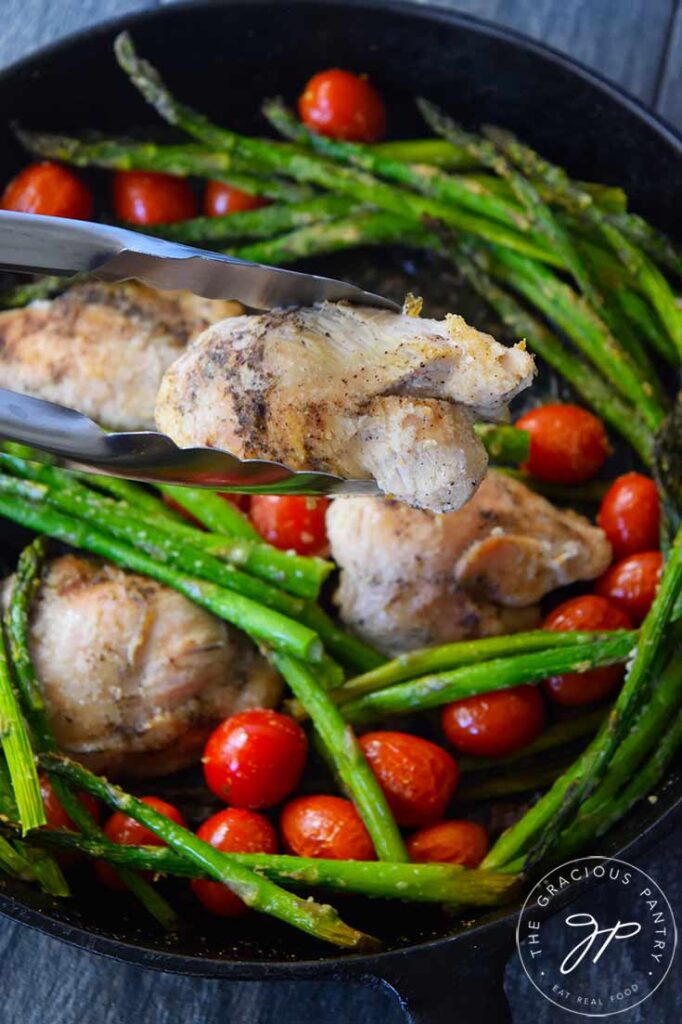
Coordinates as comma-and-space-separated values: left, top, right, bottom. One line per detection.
0, 2, 680, 1020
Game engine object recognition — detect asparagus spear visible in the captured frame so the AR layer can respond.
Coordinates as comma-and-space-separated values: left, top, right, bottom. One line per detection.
485, 524, 682, 870
0, 276, 70, 309
315, 630, 623, 711
554, 708, 682, 860
0, 483, 323, 664
6, 538, 177, 926
0, 585, 44, 831
40, 753, 379, 951
609, 210, 682, 279
529, 522, 682, 864
233, 210, 434, 265
488, 246, 666, 431
494, 644, 682, 873
1, 455, 380, 672
371, 137, 474, 169
0, 831, 33, 879
452, 240, 655, 464
473, 424, 529, 465
34, 477, 344, 684
484, 125, 682, 360
113, 34, 562, 267
16, 129, 313, 204
20, 827, 519, 906
575, 238, 677, 371
0, 758, 67, 896
0, 460, 346, 677
73, 473, 185, 522
157, 485, 259, 540
553, 654, 682, 858
152, 195, 360, 244
273, 654, 407, 862
263, 98, 531, 231
340, 633, 636, 725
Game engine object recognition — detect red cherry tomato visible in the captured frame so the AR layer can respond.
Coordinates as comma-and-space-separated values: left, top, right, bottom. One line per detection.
442, 686, 546, 758
280, 794, 375, 860
249, 495, 330, 555
358, 731, 459, 827
113, 170, 197, 225
40, 775, 100, 830
406, 820, 489, 868
204, 181, 270, 216
1, 161, 93, 219
218, 492, 250, 512
192, 808, 278, 916
299, 68, 386, 142
96, 796, 187, 890
597, 473, 661, 559
542, 595, 633, 706
203, 709, 308, 809
596, 551, 663, 625
516, 404, 609, 484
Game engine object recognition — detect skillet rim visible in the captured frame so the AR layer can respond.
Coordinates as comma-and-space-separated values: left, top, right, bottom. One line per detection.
0, 0, 679, 978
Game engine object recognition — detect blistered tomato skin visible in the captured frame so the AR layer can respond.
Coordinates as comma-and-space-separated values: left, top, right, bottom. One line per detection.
249, 495, 330, 555
192, 808, 278, 916
280, 794, 376, 860
1, 161, 93, 219
598, 473, 661, 559
358, 730, 459, 827
441, 686, 546, 758
542, 594, 633, 706
299, 69, 386, 142
516, 404, 609, 484
204, 181, 270, 216
406, 820, 489, 867
113, 170, 197, 225
202, 709, 308, 809
96, 797, 187, 890
596, 551, 664, 625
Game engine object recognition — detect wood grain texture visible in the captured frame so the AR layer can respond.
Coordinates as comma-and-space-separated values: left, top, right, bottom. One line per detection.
0, 0, 157, 72
655, 0, 682, 130
404, 0, 677, 104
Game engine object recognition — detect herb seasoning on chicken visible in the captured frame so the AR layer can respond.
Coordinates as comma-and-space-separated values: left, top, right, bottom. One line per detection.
0, 281, 243, 430
5, 555, 281, 778
155, 301, 535, 513
327, 471, 612, 654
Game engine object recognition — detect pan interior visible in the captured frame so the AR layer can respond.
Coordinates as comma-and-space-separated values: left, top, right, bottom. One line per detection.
0, 0, 679, 970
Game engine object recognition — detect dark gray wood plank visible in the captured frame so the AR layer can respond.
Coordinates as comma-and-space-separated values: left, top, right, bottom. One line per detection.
655, 0, 682, 130
402, 0, 674, 104
0, 0, 157, 73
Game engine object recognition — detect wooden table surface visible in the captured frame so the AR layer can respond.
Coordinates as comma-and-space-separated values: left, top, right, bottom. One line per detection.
0, 2, 680, 1021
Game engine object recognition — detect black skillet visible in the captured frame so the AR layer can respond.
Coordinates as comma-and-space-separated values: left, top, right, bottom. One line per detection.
0, 2, 680, 1020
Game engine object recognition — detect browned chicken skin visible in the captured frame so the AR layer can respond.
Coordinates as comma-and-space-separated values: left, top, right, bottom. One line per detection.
327, 471, 612, 654
0, 282, 242, 429
7, 555, 280, 778
156, 301, 535, 513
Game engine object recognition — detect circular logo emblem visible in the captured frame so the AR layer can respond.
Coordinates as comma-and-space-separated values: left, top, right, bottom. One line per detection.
516, 856, 677, 1017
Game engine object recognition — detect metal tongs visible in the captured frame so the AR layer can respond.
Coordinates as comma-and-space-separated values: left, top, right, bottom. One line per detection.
0, 211, 399, 494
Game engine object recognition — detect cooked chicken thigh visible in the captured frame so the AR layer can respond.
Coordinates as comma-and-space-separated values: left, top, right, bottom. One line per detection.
7, 555, 280, 778
0, 281, 242, 430
327, 471, 612, 654
156, 302, 535, 513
